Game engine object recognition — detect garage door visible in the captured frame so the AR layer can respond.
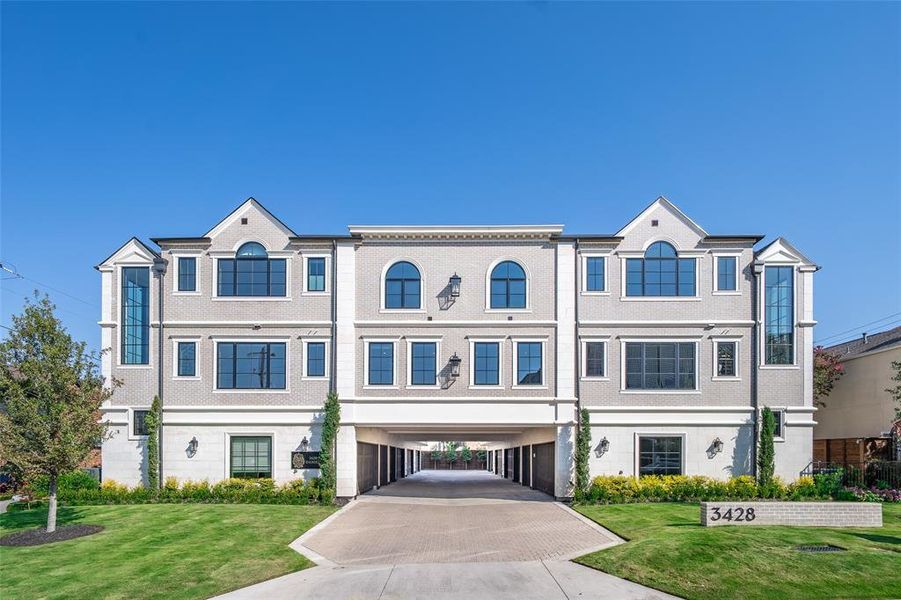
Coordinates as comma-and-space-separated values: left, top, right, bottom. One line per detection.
521, 445, 531, 487
494, 450, 500, 474
397, 447, 406, 478
532, 442, 555, 496
357, 442, 378, 495
379, 444, 389, 486
512, 447, 521, 483
390, 446, 397, 482
504, 448, 514, 479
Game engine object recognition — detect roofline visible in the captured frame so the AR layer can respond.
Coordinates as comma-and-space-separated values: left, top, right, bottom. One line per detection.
95, 237, 160, 270
203, 197, 298, 238
151, 237, 212, 245
556, 235, 622, 242
347, 224, 565, 237
289, 235, 356, 242
704, 235, 765, 243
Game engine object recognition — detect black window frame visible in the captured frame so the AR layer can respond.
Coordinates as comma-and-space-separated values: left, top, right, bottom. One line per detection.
715, 341, 737, 378
584, 341, 606, 378
473, 342, 500, 386
216, 342, 287, 390
515, 341, 543, 386
306, 341, 326, 377
121, 266, 150, 365
764, 266, 794, 365
229, 435, 272, 479
368, 342, 395, 386
177, 341, 196, 377
216, 243, 286, 297
638, 436, 683, 476
625, 242, 696, 297
489, 261, 527, 309
177, 257, 197, 292
585, 256, 606, 292
133, 409, 150, 437
625, 342, 697, 390
716, 256, 737, 292
384, 261, 421, 309
306, 257, 326, 292
410, 341, 437, 386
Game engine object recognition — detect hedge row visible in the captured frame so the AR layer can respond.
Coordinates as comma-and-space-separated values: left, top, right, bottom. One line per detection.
25, 473, 328, 506
579, 473, 890, 504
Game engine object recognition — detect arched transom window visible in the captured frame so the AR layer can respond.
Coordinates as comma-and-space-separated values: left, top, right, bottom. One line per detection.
490, 261, 527, 309
218, 242, 287, 297
625, 241, 696, 297
385, 261, 421, 309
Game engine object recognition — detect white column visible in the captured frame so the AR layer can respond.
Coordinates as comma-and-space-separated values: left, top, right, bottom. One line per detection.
336, 424, 358, 498
555, 241, 577, 402
555, 424, 575, 499
334, 241, 357, 498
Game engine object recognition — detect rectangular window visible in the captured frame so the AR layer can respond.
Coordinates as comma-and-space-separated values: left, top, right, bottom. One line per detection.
177, 342, 196, 377
217, 342, 286, 389
133, 409, 149, 436
586, 257, 605, 292
772, 410, 784, 438
368, 342, 394, 385
638, 436, 683, 476
307, 257, 326, 292
474, 342, 500, 386
625, 258, 696, 297
121, 266, 150, 365
217, 258, 286, 297
625, 342, 696, 390
584, 342, 605, 378
178, 257, 197, 292
516, 342, 543, 385
716, 256, 737, 291
765, 266, 794, 365
306, 342, 326, 377
410, 342, 437, 386
715, 341, 736, 377
230, 436, 272, 479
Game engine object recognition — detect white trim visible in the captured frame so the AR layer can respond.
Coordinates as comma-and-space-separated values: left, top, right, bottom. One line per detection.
212, 339, 291, 394
405, 338, 442, 389
164, 320, 331, 328
712, 253, 741, 295
356, 320, 556, 328
211, 241, 293, 301
116, 264, 153, 369
171, 338, 201, 380
204, 198, 295, 239
302, 253, 331, 295
511, 338, 547, 389
484, 257, 532, 313
364, 338, 399, 388
127, 406, 151, 441
634, 432, 687, 477
580, 338, 609, 380
761, 407, 787, 442
380, 257, 426, 312
171, 253, 202, 296
468, 337, 505, 389
225, 432, 277, 480
580, 253, 609, 295
579, 320, 754, 327
618, 254, 701, 301
759, 264, 797, 367
615, 196, 708, 238
348, 224, 564, 237
301, 339, 330, 379
619, 339, 700, 393
711, 338, 741, 381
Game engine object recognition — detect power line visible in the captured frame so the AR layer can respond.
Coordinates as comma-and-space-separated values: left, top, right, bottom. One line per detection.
0, 260, 98, 307
814, 312, 901, 344
817, 318, 901, 348
1, 287, 97, 322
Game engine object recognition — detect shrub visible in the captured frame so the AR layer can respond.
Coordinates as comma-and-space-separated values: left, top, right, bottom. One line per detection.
814, 470, 844, 498
757, 476, 787, 499
787, 476, 817, 500
29, 470, 99, 496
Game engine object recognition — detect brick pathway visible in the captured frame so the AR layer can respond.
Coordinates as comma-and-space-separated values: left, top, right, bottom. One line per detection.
302, 470, 618, 565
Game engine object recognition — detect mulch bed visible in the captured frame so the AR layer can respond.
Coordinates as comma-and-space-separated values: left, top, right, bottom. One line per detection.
0, 525, 104, 547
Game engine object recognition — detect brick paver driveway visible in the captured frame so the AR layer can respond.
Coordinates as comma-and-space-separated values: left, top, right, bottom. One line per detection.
301, 470, 618, 565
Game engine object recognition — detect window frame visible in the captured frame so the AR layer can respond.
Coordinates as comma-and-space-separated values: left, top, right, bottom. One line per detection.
620, 339, 701, 394
380, 259, 425, 312
211, 241, 292, 301
119, 265, 151, 367
634, 433, 686, 477
580, 338, 610, 380
485, 258, 530, 312
711, 337, 741, 381
129, 407, 151, 440
227, 434, 275, 480
712, 253, 741, 294
301, 339, 329, 379
512, 338, 547, 388
303, 254, 330, 294
581, 253, 609, 295
364, 338, 398, 388
619, 241, 702, 301
171, 338, 201, 380
468, 338, 505, 388
213, 339, 290, 393
765, 408, 786, 441
406, 338, 442, 388
762, 265, 796, 367
172, 253, 201, 295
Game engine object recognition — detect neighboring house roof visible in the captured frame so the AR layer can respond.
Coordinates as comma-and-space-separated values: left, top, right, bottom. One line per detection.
822, 326, 901, 361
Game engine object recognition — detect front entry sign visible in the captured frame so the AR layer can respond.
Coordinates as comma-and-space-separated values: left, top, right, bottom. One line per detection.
291, 451, 321, 470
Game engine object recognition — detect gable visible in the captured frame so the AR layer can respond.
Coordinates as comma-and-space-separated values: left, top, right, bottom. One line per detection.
755, 237, 817, 267
96, 237, 159, 270
614, 197, 708, 252
204, 198, 296, 252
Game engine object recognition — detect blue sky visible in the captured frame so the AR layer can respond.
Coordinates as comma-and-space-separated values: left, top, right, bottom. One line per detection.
1, 1, 899, 350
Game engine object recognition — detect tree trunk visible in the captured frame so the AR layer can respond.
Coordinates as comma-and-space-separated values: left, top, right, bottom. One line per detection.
46, 475, 58, 534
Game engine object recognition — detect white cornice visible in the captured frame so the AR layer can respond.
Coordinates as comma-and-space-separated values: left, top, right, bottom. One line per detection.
347, 224, 564, 239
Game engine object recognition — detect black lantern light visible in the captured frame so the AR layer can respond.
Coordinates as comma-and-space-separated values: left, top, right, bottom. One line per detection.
300, 436, 310, 452
595, 437, 610, 458
711, 437, 724, 455
449, 273, 462, 297
188, 437, 199, 457
449, 352, 462, 378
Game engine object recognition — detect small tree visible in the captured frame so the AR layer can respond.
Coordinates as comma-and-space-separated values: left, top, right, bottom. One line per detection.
813, 347, 845, 407
461, 446, 472, 469
445, 442, 458, 468
0, 295, 112, 532
144, 396, 162, 489
318, 391, 341, 503
574, 408, 591, 500
757, 407, 776, 487
886, 360, 901, 419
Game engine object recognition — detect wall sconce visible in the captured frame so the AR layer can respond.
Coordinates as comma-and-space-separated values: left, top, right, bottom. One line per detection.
448, 353, 462, 378
449, 273, 462, 297
187, 437, 199, 458
711, 437, 723, 455
299, 436, 310, 452
595, 437, 609, 458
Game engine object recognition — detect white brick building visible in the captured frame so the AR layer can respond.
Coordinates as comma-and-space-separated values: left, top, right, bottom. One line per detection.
97, 196, 817, 499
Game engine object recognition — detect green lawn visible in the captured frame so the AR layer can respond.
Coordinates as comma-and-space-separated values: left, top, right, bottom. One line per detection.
0, 503, 336, 600
575, 502, 901, 600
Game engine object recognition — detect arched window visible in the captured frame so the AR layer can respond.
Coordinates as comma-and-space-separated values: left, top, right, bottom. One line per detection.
218, 242, 287, 297
490, 261, 526, 309
626, 241, 696, 297
385, 261, 421, 309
